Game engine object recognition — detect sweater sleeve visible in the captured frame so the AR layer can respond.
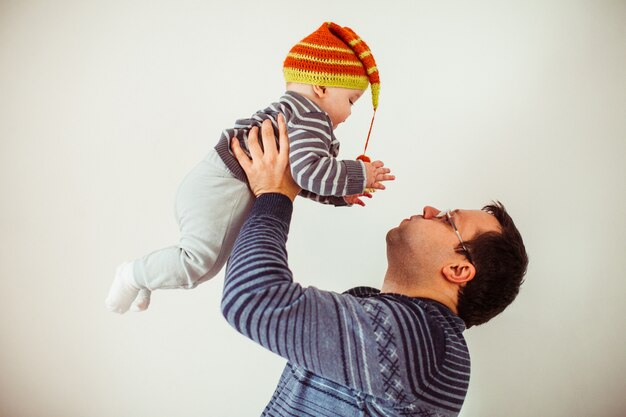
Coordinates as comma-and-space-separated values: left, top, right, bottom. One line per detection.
221, 194, 470, 405
221, 193, 378, 393
287, 115, 366, 197
297, 190, 349, 206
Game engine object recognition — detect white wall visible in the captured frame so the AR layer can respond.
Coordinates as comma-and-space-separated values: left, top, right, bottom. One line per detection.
1, 1, 624, 416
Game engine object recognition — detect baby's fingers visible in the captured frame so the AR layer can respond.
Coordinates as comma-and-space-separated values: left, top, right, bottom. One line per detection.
377, 174, 396, 182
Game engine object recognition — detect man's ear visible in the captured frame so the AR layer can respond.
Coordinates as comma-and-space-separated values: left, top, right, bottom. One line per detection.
442, 261, 475, 285
312, 85, 327, 99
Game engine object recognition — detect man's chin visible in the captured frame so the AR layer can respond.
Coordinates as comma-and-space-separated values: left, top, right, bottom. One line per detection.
385, 228, 399, 244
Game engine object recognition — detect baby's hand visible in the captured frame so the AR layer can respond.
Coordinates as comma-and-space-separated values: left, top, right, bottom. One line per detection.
363, 160, 395, 190
344, 191, 373, 206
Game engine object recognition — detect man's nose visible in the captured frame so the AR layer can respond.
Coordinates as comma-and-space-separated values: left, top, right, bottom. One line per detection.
422, 206, 441, 219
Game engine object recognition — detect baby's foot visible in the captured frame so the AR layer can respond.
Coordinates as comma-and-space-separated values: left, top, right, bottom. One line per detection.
105, 262, 141, 314
130, 289, 151, 312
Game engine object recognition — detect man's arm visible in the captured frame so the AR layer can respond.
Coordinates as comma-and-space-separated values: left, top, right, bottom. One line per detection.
225, 117, 385, 393
224, 118, 469, 409
225, 118, 444, 401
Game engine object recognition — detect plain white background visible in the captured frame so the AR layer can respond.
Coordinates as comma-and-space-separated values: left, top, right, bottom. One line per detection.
1, 1, 624, 416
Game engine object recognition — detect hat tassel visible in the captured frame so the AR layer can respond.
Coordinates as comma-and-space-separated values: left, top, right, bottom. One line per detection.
357, 110, 376, 163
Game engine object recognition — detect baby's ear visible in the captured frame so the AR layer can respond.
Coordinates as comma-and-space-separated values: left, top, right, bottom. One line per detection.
312, 85, 327, 98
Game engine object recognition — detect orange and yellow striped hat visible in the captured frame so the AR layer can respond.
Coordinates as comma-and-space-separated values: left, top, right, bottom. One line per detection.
283, 22, 380, 111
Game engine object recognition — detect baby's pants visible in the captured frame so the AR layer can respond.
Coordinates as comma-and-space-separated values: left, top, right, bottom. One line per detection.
132, 149, 254, 290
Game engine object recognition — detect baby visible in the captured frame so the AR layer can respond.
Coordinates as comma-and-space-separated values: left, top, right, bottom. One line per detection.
106, 22, 395, 313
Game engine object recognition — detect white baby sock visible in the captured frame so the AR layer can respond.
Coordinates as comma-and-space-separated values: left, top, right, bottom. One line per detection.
105, 262, 146, 314
130, 289, 151, 312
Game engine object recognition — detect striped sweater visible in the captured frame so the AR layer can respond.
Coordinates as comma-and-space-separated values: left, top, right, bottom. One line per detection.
222, 194, 471, 417
214, 91, 366, 206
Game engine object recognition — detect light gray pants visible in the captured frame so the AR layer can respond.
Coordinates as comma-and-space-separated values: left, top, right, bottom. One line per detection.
132, 149, 254, 290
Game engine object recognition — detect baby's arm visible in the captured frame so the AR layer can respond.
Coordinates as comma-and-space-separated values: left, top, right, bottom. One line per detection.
286, 113, 394, 203
287, 123, 365, 197
295, 157, 394, 206
298, 190, 350, 206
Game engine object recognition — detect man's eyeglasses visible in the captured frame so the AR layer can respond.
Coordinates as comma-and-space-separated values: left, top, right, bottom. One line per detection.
436, 209, 473, 263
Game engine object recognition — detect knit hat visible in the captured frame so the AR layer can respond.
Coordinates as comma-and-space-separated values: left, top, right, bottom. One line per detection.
283, 22, 380, 110
284, 23, 380, 160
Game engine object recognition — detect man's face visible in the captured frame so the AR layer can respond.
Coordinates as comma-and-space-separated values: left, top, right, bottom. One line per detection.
386, 206, 501, 269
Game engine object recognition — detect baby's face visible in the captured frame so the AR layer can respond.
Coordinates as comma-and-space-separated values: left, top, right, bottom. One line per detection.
318, 87, 364, 129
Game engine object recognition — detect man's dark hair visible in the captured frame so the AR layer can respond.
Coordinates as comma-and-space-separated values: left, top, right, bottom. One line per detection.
456, 201, 528, 328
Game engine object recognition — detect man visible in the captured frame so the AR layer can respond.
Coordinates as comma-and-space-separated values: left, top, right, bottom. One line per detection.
222, 118, 528, 416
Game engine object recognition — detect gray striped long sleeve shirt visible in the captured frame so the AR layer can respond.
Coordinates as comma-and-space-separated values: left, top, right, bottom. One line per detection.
222, 194, 471, 417
214, 91, 366, 206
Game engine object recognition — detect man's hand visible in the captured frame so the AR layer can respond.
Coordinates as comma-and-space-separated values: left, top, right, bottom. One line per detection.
231, 114, 301, 202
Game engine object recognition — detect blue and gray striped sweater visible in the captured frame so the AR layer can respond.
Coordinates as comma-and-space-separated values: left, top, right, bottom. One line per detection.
222, 194, 470, 417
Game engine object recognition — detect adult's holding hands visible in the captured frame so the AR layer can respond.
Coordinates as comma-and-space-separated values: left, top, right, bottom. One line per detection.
230, 114, 301, 202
